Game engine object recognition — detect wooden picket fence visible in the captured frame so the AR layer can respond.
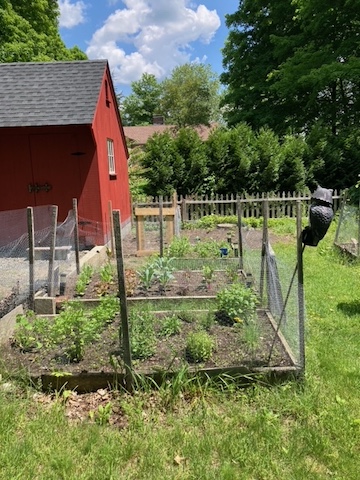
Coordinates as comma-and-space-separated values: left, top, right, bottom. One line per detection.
133, 190, 343, 222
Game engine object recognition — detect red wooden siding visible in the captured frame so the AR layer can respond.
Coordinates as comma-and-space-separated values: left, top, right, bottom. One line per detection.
0, 64, 131, 247
91, 68, 131, 238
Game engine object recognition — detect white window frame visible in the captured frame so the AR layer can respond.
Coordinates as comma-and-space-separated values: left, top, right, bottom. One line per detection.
107, 138, 116, 175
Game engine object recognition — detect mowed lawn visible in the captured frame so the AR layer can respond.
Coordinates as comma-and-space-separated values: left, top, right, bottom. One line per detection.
1, 220, 360, 480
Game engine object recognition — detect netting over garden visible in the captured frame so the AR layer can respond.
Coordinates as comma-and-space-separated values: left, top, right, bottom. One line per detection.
0, 205, 106, 318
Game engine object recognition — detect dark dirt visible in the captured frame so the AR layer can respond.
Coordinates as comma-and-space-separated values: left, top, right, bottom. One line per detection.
2, 309, 292, 377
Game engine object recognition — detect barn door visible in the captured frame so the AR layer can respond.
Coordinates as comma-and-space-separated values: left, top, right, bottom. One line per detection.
29, 134, 82, 220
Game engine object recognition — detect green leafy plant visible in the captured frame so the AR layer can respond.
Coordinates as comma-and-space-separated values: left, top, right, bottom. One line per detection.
137, 263, 157, 292
177, 310, 196, 323
225, 264, 239, 283
129, 310, 157, 360
89, 402, 112, 426
186, 331, 215, 362
202, 265, 215, 290
91, 296, 119, 327
159, 314, 182, 337
96, 263, 116, 296
75, 264, 94, 296
242, 322, 261, 353
153, 256, 175, 293
216, 283, 258, 326
51, 302, 100, 362
12, 311, 51, 352
166, 236, 191, 258
100, 263, 115, 284
194, 239, 229, 258
198, 311, 215, 331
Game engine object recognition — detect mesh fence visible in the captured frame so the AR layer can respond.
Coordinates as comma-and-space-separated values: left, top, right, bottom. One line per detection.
0, 205, 106, 319
131, 216, 303, 367
334, 198, 360, 257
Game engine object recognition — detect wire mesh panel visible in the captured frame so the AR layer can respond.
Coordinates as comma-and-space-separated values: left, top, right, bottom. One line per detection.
334, 197, 360, 257
0, 206, 79, 318
233, 230, 301, 366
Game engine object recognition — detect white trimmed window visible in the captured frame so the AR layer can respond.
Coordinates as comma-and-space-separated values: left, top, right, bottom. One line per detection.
107, 139, 116, 175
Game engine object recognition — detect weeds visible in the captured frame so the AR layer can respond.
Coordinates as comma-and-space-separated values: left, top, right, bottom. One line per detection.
159, 314, 182, 337
186, 331, 215, 362
129, 310, 157, 360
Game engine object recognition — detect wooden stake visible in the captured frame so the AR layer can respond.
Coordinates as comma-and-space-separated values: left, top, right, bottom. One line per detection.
27, 207, 35, 311
159, 195, 164, 257
72, 198, 80, 274
236, 195, 243, 270
47, 205, 58, 297
113, 210, 133, 392
296, 200, 305, 372
259, 199, 269, 305
108, 200, 115, 257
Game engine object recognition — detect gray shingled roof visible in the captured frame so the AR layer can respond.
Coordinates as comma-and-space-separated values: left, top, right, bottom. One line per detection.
0, 60, 108, 128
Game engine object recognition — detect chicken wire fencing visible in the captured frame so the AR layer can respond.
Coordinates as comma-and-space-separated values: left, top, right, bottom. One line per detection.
132, 211, 304, 369
0, 205, 106, 319
227, 229, 302, 368
334, 192, 360, 257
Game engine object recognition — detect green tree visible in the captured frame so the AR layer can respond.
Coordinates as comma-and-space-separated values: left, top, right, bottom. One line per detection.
305, 125, 360, 191
277, 135, 307, 192
141, 131, 183, 196
221, 0, 299, 133
221, 0, 360, 138
206, 124, 253, 194
247, 128, 281, 194
174, 128, 210, 195
161, 63, 220, 127
270, 0, 360, 136
121, 73, 163, 126
0, 0, 86, 62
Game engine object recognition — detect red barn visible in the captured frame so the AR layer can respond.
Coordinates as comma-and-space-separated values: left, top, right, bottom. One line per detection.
0, 60, 131, 246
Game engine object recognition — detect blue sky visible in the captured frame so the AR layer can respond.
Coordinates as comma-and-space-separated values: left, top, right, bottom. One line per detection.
58, 0, 239, 95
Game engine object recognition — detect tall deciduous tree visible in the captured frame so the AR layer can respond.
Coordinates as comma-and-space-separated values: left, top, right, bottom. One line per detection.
221, 0, 360, 138
161, 63, 220, 127
271, 0, 360, 135
221, 0, 299, 134
0, 0, 86, 62
121, 73, 163, 126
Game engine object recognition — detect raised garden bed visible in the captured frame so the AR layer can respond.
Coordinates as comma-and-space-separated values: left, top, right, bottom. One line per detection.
0, 226, 302, 391
1, 291, 299, 392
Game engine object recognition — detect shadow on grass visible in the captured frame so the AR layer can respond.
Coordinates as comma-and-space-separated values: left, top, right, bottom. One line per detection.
337, 300, 360, 316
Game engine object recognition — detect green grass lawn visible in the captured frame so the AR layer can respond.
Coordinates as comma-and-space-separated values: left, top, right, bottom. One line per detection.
1, 220, 360, 479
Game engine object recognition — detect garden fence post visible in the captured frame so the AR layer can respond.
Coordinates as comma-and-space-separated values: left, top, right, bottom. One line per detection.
236, 195, 244, 270
113, 209, 133, 392
108, 200, 115, 258
27, 207, 35, 311
259, 199, 269, 305
72, 198, 80, 275
296, 200, 305, 372
159, 195, 164, 257
47, 205, 58, 297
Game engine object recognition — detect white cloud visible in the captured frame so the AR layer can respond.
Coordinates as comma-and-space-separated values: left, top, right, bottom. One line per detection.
58, 0, 86, 29
86, 0, 220, 86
